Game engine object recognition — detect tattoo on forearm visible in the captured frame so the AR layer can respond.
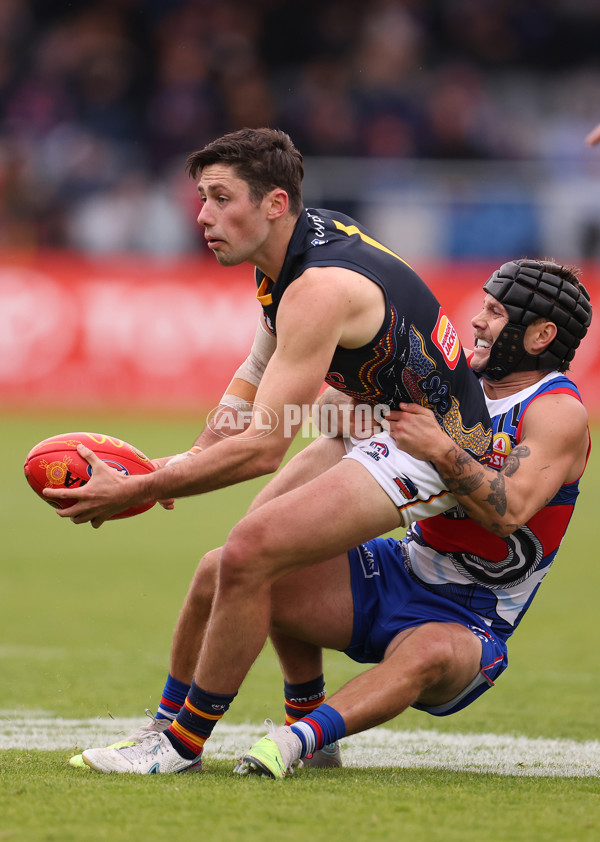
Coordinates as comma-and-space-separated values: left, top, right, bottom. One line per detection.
442, 472, 485, 495
488, 520, 520, 537
502, 444, 530, 477
439, 442, 529, 519
435, 438, 535, 529
488, 522, 502, 536
440, 447, 485, 495
485, 472, 507, 516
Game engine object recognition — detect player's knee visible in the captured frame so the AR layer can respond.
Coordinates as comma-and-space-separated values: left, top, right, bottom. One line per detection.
188, 548, 221, 606
390, 629, 459, 692
219, 521, 271, 588
417, 633, 474, 699
422, 637, 456, 679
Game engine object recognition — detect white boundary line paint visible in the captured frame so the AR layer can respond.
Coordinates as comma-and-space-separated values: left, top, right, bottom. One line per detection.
0, 714, 598, 777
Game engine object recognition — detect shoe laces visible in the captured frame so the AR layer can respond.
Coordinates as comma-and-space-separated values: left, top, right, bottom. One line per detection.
143, 709, 171, 729
126, 710, 170, 743
261, 719, 301, 773
118, 731, 165, 764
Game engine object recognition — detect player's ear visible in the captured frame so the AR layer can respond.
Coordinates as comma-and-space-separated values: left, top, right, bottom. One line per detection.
265, 188, 289, 220
525, 320, 557, 355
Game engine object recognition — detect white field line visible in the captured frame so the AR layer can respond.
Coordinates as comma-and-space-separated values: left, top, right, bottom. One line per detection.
0, 714, 598, 777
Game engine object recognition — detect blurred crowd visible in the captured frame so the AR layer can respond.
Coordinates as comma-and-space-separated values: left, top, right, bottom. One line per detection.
1, 0, 599, 254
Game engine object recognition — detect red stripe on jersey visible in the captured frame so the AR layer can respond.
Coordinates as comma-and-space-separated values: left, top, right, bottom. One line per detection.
420, 502, 574, 560
419, 516, 508, 561
525, 504, 574, 555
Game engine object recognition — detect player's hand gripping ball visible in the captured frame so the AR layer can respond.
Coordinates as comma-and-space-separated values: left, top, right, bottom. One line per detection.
24, 432, 156, 519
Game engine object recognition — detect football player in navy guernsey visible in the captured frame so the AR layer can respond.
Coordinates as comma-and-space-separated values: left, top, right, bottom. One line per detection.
72, 256, 592, 777
49, 127, 499, 774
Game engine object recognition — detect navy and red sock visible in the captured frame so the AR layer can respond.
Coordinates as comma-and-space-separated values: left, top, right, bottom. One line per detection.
165, 681, 237, 759
283, 674, 326, 726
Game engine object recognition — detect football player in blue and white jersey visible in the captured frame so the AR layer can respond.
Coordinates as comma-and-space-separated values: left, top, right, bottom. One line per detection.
233, 258, 592, 778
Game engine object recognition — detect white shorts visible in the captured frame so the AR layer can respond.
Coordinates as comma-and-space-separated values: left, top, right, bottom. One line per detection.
343, 432, 456, 528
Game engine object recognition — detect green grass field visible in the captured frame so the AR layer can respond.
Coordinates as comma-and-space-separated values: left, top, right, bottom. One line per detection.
1, 410, 598, 841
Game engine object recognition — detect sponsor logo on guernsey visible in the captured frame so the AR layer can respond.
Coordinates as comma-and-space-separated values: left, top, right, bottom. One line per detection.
491, 432, 512, 469
431, 309, 461, 370
307, 211, 329, 246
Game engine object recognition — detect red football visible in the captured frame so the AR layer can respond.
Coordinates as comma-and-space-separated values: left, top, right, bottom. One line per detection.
24, 432, 156, 519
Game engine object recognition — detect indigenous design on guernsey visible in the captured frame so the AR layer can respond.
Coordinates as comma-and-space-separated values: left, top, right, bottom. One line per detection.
402, 324, 491, 460
403, 372, 588, 639
255, 207, 492, 462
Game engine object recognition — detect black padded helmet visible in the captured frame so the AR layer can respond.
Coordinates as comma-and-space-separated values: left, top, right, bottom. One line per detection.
483, 259, 592, 380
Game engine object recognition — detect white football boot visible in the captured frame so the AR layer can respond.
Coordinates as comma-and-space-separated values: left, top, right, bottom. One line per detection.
301, 741, 343, 768
68, 709, 171, 769
82, 731, 202, 774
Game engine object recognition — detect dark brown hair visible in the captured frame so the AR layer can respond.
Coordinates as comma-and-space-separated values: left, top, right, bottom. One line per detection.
186, 127, 304, 216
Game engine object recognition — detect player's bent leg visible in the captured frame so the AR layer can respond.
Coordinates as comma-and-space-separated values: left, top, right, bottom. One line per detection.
171, 460, 399, 771
165, 440, 345, 707
326, 622, 483, 735
195, 459, 402, 696
237, 622, 484, 777
72, 444, 350, 772
169, 547, 221, 680
165, 438, 345, 689
157, 438, 346, 703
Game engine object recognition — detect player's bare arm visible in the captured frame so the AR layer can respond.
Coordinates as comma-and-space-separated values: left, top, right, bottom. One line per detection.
105, 318, 272, 514
149, 376, 260, 514
191, 317, 277, 449
43, 268, 380, 525
156, 316, 273, 465
388, 393, 588, 536
148, 379, 260, 474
